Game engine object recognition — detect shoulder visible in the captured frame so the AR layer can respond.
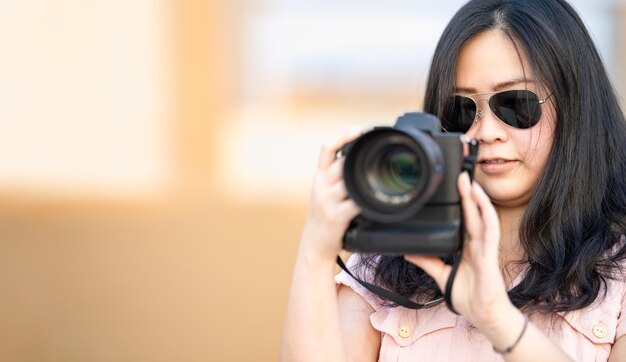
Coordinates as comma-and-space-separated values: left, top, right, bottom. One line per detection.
335, 253, 385, 311
560, 252, 626, 347
611, 243, 626, 341
336, 258, 382, 361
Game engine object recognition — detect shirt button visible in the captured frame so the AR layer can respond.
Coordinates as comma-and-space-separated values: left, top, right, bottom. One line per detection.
398, 324, 411, 339
592, 323, 607, 338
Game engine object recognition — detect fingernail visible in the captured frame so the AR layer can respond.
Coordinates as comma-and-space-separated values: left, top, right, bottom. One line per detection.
461, 171, 470, 183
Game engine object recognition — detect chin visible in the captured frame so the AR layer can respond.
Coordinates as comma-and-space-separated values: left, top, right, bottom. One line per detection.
476, 180, 532, 208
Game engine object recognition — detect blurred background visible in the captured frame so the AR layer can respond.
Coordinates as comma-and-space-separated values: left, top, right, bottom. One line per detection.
0, 0, 624, 361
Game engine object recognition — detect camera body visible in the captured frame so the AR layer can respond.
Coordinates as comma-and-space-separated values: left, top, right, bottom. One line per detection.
342, 112, 468, 255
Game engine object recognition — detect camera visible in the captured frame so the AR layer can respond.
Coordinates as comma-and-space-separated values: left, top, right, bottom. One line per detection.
342, 112, 474, 255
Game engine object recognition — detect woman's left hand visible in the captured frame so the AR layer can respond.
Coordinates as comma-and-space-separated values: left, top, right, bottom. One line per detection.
405, 172, 515, 333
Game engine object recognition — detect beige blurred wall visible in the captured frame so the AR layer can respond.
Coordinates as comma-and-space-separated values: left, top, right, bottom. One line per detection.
0, 1, 305, 361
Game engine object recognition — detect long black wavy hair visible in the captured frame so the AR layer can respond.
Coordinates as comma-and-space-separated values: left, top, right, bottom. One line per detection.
358, 0, 626, 314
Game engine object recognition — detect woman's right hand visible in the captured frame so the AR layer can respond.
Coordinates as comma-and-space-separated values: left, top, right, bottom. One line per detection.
299, 126, 363, 263
281, 127, 366, 361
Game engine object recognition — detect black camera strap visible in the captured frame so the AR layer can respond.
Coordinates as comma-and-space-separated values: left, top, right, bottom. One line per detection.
336, 137, 479, 314
444, 137, 478, 314
336, 256, 444, 309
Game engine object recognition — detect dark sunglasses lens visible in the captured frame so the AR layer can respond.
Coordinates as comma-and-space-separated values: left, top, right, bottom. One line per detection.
490, 90, 542, 129
442, 96, 476, 133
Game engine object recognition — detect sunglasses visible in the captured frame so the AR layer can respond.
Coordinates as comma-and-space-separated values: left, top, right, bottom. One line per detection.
441, 89, 551, 133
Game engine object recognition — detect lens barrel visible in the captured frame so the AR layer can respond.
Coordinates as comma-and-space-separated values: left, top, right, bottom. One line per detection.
343, 128, 444, 223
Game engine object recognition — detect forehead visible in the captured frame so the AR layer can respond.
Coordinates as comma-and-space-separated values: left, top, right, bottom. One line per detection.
455, 29, 535, 92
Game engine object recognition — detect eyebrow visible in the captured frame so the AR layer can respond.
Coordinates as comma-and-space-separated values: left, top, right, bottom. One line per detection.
455, 78, 536, 94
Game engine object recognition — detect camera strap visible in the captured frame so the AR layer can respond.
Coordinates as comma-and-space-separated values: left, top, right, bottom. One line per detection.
336, 137, 479, 314
336, 256, 443, 309
444, 137, 478, 314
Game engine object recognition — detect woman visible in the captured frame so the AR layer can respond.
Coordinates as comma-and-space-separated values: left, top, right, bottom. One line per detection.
281, 0, 626, 360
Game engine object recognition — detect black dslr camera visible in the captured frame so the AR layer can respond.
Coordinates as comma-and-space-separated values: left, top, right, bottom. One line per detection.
342, 112, 475, 255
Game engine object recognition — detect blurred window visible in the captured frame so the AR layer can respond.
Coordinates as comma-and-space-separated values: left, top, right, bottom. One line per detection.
0, 0, 172, 199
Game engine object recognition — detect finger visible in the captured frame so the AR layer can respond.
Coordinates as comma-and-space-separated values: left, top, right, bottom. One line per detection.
337, 199, 361, 222
329, 179, 349, 201
326, 157, 345, 184
317, 126, 363, 170
404, 255, 451, 292
458, 172, 483, 239
471, 181, 501, 256
457, 171, 471, 197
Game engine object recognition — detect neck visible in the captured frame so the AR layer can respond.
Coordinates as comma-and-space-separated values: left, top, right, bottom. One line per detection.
495, 204, 528, 284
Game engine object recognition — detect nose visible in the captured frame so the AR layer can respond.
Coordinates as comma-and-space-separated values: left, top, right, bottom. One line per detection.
464, 98, 508, 143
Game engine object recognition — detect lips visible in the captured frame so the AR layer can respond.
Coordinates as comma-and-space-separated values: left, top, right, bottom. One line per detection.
477, 157, 514, 164
477, 157, 517, 174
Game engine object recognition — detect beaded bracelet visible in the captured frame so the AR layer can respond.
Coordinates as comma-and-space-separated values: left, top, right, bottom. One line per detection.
493, 315, 529, 354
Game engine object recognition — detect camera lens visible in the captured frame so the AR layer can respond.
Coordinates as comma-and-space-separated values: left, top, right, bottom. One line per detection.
343, 128, 444, 223
368, 144, 421, 200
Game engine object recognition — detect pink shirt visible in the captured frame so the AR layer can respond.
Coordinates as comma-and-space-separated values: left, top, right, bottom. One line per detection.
335, 254, 626, 361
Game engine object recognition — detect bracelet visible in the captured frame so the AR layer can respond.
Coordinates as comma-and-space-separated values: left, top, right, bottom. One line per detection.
493, 315, 529, 354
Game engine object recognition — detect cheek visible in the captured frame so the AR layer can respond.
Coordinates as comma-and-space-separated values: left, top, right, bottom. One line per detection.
519, 114, 556, 168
